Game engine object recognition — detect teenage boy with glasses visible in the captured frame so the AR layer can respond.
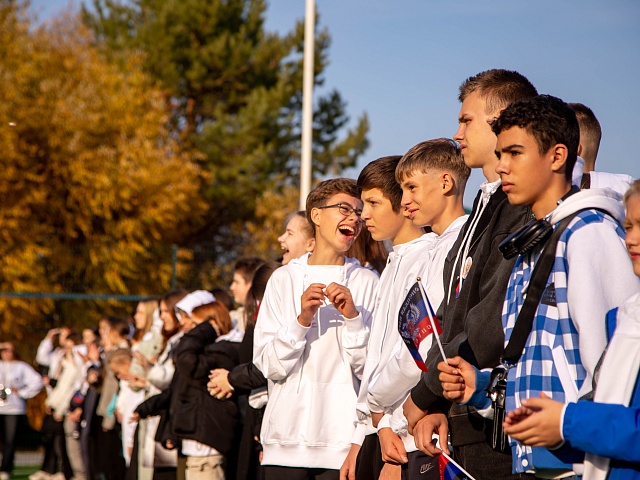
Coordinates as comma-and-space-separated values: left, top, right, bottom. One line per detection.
253, 178, 379, 480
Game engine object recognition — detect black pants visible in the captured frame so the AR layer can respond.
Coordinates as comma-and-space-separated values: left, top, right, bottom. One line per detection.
126, 424, 140, 480
264, 465, 339, 480
355, 433, 384, 480
401, 450, 438, 480
236, 405, 264, 480
453, 442, 535, 480
153, 466, 178, 480
0, 414, 20, 474
41, 414, 73, 477
81, 387, 100, 480
93, 426, 126, 480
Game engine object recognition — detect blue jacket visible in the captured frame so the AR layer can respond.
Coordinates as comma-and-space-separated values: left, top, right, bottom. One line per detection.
561, 305, 640, 480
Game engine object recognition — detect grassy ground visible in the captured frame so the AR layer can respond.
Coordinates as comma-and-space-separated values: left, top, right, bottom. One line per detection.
10, 466, 40, 479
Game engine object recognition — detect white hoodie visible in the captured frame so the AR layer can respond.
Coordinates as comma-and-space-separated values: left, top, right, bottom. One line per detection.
253, 254, 379, 469
351, 232, 438, 445
588, 172, 633, 196
367, 215, 468, 452
571, 156, 634, 197
0, 360, 43, 415
541, 188, 640, 401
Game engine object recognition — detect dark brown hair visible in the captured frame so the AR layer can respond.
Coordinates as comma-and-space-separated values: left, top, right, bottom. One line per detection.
492, 95, 580, 181
105, 316, 131, 340
160, 289, 188, 342
346, 227, 388, 275
245, 261, 281, 330
306, 178, 361, 234
210, 287, 234, 312
357, 156, 403, 213
234, 257, 265, 283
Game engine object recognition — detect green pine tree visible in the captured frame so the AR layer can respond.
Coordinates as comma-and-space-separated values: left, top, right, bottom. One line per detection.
83, 0, 370, 277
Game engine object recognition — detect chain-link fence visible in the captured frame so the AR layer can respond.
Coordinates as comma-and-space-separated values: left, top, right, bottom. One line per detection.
0, 241, 242, 360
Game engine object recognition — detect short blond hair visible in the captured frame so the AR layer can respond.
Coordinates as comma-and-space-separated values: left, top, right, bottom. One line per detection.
396, 138, 470, 190
459, 69, 538, 114
107, 348, 133, 366
624, 179, 640, 206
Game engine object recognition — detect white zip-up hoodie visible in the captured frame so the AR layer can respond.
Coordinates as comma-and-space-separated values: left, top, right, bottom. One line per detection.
253, 254, 379, 469
351, 232, 437, 444
581, 292, 640, 480
367, 215, 468, 452
0, 360, 43, 415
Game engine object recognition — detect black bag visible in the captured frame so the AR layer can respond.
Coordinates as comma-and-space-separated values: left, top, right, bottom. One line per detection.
486, 365, 510, 453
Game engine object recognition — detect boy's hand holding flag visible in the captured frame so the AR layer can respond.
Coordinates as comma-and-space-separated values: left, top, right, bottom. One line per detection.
398, 278, 447, 371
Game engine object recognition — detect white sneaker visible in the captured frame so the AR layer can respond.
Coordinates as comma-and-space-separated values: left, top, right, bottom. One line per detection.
50, 473, 66, 480
0, 471, 9, 480
29, 471, 52, 480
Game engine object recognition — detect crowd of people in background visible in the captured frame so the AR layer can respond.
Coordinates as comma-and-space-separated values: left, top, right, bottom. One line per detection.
1, 68, 639, 480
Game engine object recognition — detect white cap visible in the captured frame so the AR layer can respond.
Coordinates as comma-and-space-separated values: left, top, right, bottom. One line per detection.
175, 290, 216, 317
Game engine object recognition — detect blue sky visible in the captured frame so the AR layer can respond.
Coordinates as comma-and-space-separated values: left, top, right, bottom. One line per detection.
31, 0, 640, 205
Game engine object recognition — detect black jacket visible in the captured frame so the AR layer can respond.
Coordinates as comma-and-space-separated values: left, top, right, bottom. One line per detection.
136, 322, 240, 455
135, 379, 173, 446
227, 326, 266, 393
411, 187, 529, 446
227, 325, 267, 480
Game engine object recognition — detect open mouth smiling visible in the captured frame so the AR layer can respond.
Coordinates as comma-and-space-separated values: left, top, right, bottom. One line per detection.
338, 224, 356, 237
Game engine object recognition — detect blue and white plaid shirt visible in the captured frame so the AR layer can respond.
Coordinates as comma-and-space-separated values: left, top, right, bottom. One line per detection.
502, 209, 626, 473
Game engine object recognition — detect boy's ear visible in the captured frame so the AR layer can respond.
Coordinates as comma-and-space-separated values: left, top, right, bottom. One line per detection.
487, 107, 506, 126
550, 143, 569, 174
441, 172, 455, 195
310, 207, 322, 228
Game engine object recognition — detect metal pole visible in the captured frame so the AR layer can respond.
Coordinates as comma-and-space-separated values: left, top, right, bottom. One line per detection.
300, 0, 315, 210
171, 244, 178, 289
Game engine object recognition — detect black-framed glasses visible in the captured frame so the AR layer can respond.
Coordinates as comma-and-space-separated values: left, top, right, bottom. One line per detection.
318, 203, 363, 219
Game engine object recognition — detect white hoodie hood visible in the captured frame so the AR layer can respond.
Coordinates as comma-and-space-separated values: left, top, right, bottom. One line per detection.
549, 187, 624, 225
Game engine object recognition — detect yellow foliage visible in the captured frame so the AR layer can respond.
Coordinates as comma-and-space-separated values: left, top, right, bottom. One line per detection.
244, 184, 300, 260
0, 4, 207, 342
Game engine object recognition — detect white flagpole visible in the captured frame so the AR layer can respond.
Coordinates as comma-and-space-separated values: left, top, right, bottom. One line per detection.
299, 0, 315, 210
441, 451, 477, 480
416, 277, 448, 365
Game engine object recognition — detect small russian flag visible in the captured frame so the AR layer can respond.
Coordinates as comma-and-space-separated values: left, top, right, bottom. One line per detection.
438, 452, 476, 480
398, 281, 442, 371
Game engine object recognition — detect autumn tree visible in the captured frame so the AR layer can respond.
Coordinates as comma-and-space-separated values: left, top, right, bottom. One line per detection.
0, 1, 207, 341
83, 0, 370, 272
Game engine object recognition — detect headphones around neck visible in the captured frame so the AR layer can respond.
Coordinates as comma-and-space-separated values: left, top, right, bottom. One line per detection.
499, 219, 554, 260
